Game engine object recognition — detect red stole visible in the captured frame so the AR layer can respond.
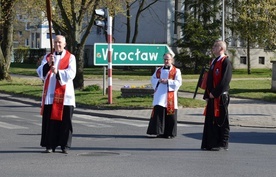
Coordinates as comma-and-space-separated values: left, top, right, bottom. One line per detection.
203, 56, 227, 117
40, 51, 71, 121
156, 66, 177, 115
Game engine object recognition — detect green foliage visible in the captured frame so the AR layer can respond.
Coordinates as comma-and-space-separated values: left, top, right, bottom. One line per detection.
13, 47, 29, 63
232, 0, 276, 49
83, 84, 101, 92
13, 48, 46, 64
176, 0, 221, 74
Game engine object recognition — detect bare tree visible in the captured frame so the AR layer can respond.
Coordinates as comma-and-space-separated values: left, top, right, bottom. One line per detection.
17, 0, 125, 89
0, 0, 16, 81
125, 0, 159, 43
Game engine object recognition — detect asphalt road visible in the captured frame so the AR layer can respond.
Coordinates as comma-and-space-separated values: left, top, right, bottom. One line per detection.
0, 96, 276, 177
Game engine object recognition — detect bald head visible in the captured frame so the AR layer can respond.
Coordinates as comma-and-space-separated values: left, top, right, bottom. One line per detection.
54, 35, 66, 52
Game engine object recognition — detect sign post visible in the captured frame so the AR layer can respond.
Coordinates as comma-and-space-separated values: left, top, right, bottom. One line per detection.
95, 8, 113, 104
106, 15, 113, 104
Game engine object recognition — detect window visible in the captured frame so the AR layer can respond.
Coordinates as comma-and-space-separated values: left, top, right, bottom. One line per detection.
259, 57, 265, 65
46, 33, 56, 39
240, 56, 246, 64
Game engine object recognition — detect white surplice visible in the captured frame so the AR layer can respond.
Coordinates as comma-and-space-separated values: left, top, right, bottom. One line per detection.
36, 50, 76, 107
151, 66, 182, 109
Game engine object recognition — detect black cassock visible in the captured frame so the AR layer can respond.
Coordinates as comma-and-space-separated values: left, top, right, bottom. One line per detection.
201, 57, 232, 150
147, 105, 177, 138
40, 105, 74, 150
201, 95, 230, 150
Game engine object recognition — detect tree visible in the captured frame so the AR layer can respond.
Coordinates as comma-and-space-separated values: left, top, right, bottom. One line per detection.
0, 0, 17, 81
123, 0, 159, 43
233, 0, 276, 74
51, 0, 100, 89
17, 0, 125, 89
176, 0, 221, 73
52, 0, 128, 89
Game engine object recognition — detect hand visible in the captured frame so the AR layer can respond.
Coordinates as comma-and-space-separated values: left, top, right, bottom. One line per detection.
159, 79, 168, 84
51, 66, 58, 74
209, 92, 214, 99
48, 54, 54, 66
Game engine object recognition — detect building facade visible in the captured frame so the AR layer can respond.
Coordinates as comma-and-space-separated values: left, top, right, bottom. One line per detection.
13, 0, 275, 68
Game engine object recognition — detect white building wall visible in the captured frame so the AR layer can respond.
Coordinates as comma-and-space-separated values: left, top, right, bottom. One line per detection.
84, 0, 177, 66
22, 0, 276, 69
40, 21, 52, 50
86, 0, 174, 45
228, 48, 275, 69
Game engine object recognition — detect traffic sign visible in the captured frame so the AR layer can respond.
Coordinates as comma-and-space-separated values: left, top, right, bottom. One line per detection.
93, 43, 174, 66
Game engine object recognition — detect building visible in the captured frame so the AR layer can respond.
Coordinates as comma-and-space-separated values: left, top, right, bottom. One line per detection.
13, 0, 275, 68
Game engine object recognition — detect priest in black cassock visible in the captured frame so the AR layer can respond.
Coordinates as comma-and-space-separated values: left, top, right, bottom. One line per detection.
37, 35, 76, 154
201, 40, 232, 151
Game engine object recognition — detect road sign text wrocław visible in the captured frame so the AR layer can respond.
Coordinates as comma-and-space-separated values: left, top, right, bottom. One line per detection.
94, 43, 174, 66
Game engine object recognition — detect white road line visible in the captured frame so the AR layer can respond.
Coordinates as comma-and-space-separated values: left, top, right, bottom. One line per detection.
74, 114, 148, 127
72, 119, 112, 127
0, 121, 28, 129
0, 113, 188, 130
74, 114, 188, 127
0, 115, 21, 119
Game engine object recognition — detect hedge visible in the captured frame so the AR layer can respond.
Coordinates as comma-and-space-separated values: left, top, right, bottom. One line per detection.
13, 48, 46, 64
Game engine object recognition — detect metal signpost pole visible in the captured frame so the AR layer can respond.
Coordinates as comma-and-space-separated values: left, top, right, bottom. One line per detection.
107, 15, 113, 104
45, 0, 54, 54
222, 0, 225, 41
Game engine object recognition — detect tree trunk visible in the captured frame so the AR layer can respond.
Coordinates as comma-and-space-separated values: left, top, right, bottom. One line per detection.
0, 0, 15, 81
64, 33, 84, 89
126, 2, 131, 43
247, 37, 251, 74
73, 43, 84, 90
132, 0, 145, 43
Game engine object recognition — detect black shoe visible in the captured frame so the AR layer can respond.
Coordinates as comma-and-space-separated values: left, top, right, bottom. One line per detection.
61, 148, 68, 154
221, 146, 228, 151
43, 149, 52, 153
210, 147, 221, 151
166, 136, 175, 139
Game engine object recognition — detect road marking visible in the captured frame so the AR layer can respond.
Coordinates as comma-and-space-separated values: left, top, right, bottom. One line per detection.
73, 119, 112, 127
0, 115, 21, 119
74, 114, 148, 127
74, 114, 188, 127
0, 121, 28, 129
0, 114, 189, 130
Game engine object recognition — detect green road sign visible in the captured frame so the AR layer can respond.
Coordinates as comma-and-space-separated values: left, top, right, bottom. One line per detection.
93, 43, 174, 66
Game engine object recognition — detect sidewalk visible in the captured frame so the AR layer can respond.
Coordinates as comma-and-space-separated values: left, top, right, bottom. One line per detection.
5, 75, 276, 129
82, 78, 276, 129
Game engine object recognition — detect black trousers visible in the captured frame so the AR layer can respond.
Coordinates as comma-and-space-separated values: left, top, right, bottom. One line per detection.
40, 105, 74, 149
146, 105, 178, 137
201, 93, 230, 149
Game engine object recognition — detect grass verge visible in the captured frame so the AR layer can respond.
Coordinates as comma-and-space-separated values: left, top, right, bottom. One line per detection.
0, 77, 206, 109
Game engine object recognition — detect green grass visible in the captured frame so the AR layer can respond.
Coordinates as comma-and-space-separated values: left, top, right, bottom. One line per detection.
0, 77, 206, 108
182, 78, 276, 102
5, 63, 276, 108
